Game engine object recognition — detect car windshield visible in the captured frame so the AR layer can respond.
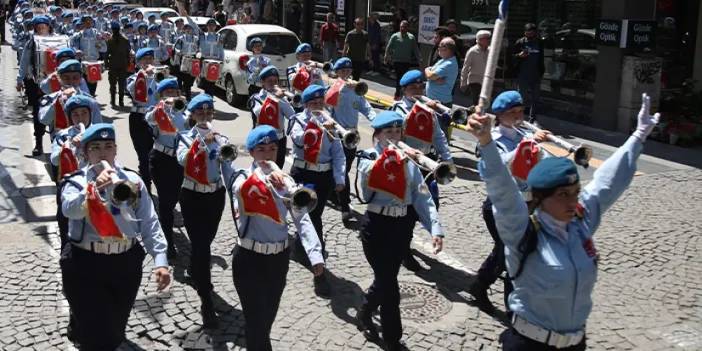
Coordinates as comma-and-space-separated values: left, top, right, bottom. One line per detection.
249, 34, 299, 55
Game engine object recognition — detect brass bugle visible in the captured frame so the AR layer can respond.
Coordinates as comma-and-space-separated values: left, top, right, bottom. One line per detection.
256, 160, 318, 213
152, 65, 170, 82
98, 160, 140, 207
306, 60, 332, 73
274, 86, 303, 108
388, 140, 457, 185
520, 120, 593, 168
165, 96, 187, 112
332, 123, 360, 149
343, 78, 368, 96
413, 95, 468, 125
204, 122, 238, 161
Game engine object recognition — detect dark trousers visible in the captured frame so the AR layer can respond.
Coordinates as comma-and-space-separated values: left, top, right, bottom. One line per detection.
274, 136, 286, 170
477, 197, 512, 309
248, 85, 262, 128
393, 62, 412, 98
61, 244, 145, 351
108, 69, 128, 102
149, 149, 184, 249
0, 15, 5, 43
232, 246, 289, 351
351, 60, 365, 81
437, 101, 452, 140
24, 79, 45, 139
83, 74, 98, 96
361, 208, 416, 344
337, 146, 356, 213
370, 45, 381, 72
500, 328, 586, 351
290, 167, 334, 254
180, 74, 195, 100
468, 83, 481, 106
51, 165, 69, 247
128, 112, 154, 192
180, 187, 225, 298
518, 75, 541, 115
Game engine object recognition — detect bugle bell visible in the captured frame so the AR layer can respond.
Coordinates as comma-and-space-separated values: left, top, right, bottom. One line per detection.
519, 120, 593, 168
256, 160, 318, 213
203, 122, 238, 161
152, 65, 170, 82
343, 79, 368, 96
414, 95, 467, 125
97, 160, 140, 207
388, 140, 457, 185
274, 85, 303, 108
165, 96, 187, 112
306, 60, 333, 73
332, 123, 361, 149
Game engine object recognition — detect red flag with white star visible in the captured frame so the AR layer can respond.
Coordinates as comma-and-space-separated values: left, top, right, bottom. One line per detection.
153, 102, 177, 135
324, 78, 345, 107
511, 139, 540, 181
238, 173, 282, 223
58, 144, 79, 180
190, 59, 201, 77
205, 61, 220, 82
86, 63, 102, 83
134, 71, 148, 104
257, 96, 280, 129
302, 120, 323, 164
85, 182, 124, 239
404, 102, 434, 144
292, 65, 311, 91
54, 98, 69, 130
367, 148, 407, 201
184, 138, 209, 185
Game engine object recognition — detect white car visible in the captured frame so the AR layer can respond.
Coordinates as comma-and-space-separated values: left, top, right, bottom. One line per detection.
137, 7, 178, 22
216, 24, 301, 106
168, 16, 218, 32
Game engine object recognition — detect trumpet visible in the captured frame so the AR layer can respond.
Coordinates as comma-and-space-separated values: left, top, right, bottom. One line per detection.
255, 160, 318, 214
151, 65, 171, 82
387, 140, 457, 185
310, 111, 361, 149
164, 96, 187, 112
203, 122, 238, 161
342, 78, 369, 96
96, 160, 140, 207
305, 60, 333, 73
271, 85, 303, 108
519, 120, 593, 168
413, 95, 469, 125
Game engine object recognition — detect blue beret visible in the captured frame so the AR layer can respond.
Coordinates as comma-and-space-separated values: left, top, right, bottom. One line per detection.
21, 8, 31, 15
296, 43, 311, 54
249, 37, 262, 46
333, 57, 352, 71
157, 78, 179, 93
400, 70, 424, 87
301, 85, 325, 103
110, 9, 120, 15
371, 111, 404, 129
147, 24, 159, 32
110, 21, 120, 31
82, 123, 115, 146
147, 14, 156, 19
137, 23, 148, 30
135, 48, 155, 60
81, 14, 91, 21
97, 8, 104, 13
64, 95, 94, 116
54, 47, 76, 61
258, 66, 278, 81
174, 17, 184, 23
183, 23, 193, 29
206, 18, 217, 25
87, 5, 96, 10
62, 13, 74, 18
72, 18, 81, 25
527, 157, 580, 190
246, 125, 279, 150
129, 9, 139, 14
33, 15, 51, 26
123, 22, 132, 28
187, 94, 214, 112
49, 5, 58, 12
491, 90, 523, 114
57, 59, 82, 74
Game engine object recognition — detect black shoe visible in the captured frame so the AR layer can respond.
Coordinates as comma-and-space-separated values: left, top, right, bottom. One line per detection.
385, 340, 408, 351
119, 98, 125, 107
356, 304, 379, 340
402, 254, 422, 272
167, 245, 178, 261
201, 298, 219, 329
32, 142, 43, 156
314, 274, 331, 298
468, 281, 494, 310
110, 95, 116, 106
341, 211, 352, 224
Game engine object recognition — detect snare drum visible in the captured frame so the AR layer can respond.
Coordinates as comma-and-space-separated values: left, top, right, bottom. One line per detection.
82, 61, 104, 83
202, 59, 222, 83
180, 56, 193, 75
34, 35, 69, 80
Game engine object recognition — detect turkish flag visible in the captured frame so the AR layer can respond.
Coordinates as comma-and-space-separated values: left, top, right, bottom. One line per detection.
324, 78, 345, 107
85, 182, 124, 239
86, 63, 102, 83
153, 102, 177, 135
258, 96, 280, 129
511, 139, 541, 181
292, 65, 311, 91
48, 74, 61, 93
58, 144, 79, 180
367, 148, 407, 201
185, 138, 209, 185
205, 61, 220, 82
238, 172, 282, 223
44, 49, 58, 76
404, 102, 434, 144
190, 59, 201, 77
54, 98, 69, 130
134, 71, 148, 104
302, 120, 323, 164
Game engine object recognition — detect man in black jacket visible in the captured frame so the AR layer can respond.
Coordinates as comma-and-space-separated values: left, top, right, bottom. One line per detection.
106, 21, 132, 107
512, 23, 544, 117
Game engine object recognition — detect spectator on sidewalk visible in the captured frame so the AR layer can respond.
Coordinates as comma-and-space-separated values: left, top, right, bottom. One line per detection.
367, 12, 382, 73
385, 20, 422, 99
460, 29, 491, 106
512, 23, 545, 117
320, 12, 339, 62
428, 26, 451, 66
425, 37, 458, 136
445, 19, 466, 58
343, 17, 372, 81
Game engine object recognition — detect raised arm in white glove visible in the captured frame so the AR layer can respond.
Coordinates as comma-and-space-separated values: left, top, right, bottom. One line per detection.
632, 93, 660, 142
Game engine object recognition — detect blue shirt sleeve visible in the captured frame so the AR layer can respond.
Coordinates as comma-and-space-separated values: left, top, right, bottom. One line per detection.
134, 175, 169, 267
331, 138, 346, 185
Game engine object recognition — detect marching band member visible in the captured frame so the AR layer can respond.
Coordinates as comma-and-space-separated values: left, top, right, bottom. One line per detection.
288, 84, 346, 296
48, 5, 63, 33
108, 9, 122, 30
246, 37, 271, 98
224, 125, 325, 351
39, 59, 103, 137
390, 69, 452, 271
146, 78, 189, 259
355, 110, 445, 351
173, 22, 199, 99
328, 57, 376, 223
469, 90, 552, 310
58, 12, 74, 35
287, 43, 325, 111
190, 17, 224, 96
144, 24, 170, 65
131, 10, 146, 30
12, 14, 33, 63
464, 94, 659, 351
39, 47, 90, 95
127, 48, 160, 195
176, 94, 229, 328
249, 66, 295, 168
160, 12, 175, 42
60, 123, 171, 351
133, 23, 149, 50
16, 15, 54, 156
70, 15, 108, 96
94, 8, 108, 35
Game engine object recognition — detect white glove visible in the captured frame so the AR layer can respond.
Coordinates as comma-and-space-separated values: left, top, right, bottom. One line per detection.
632, 93, 660, 142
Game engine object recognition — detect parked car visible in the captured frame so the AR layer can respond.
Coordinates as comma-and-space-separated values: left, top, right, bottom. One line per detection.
216, 24, 301, 106
168, 16, 218, 32
136, 7, 178, 23
457, 20, 495, 47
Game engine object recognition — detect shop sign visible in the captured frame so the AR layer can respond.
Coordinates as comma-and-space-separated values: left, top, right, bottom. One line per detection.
418, 5, 441, 44
623, 20, 656, 50
336, 0, 344, 16
595, 19, 622, 47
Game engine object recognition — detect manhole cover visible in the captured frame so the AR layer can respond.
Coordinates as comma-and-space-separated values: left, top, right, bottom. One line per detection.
398, 282, 452, 322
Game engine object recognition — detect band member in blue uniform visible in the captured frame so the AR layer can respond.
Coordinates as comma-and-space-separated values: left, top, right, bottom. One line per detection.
39, 48, 90, 95
70, 15, 107, 96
